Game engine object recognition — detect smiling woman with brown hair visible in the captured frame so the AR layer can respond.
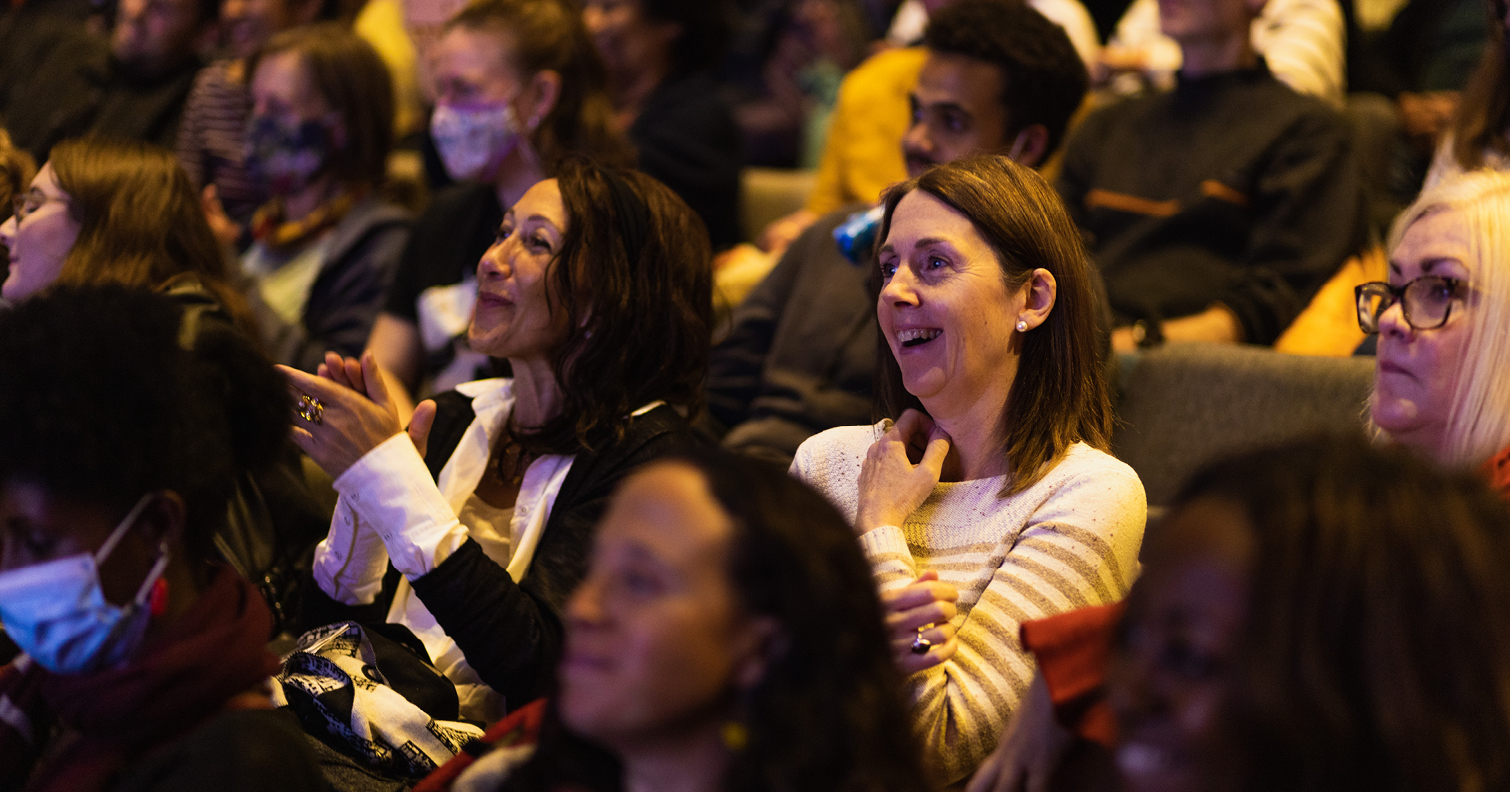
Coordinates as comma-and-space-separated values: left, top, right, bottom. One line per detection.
791, 154, 1145, 784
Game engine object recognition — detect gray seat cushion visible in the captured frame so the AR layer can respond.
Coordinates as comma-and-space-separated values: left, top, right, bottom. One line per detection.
1113, 344, 1375, 508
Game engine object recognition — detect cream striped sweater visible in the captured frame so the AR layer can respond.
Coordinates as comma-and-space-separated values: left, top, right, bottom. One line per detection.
792, 423, 1147, 784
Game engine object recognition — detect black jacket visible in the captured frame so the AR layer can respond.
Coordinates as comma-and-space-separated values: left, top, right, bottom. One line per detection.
300, 394, 704, 710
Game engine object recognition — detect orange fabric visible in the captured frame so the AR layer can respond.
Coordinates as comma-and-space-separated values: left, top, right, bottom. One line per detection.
1084, 189, 1180, 217
1020, 601, 1127, 748
1274, 245, 1387, 356
412, 698, 548, 792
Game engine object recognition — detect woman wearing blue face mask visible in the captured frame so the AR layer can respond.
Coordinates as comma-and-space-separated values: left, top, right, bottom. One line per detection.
366, 0, 632, 422
0, 286, 324, 792
241, 22, 412, 373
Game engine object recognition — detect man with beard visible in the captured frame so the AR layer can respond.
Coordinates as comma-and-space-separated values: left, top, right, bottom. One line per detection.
0, 0, 217, 162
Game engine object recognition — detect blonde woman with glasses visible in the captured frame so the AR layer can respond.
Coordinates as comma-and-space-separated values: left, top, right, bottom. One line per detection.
1356, 169, 1510, 487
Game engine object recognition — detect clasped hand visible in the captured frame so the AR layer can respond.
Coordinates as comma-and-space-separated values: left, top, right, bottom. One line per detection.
279, 351, 437, 479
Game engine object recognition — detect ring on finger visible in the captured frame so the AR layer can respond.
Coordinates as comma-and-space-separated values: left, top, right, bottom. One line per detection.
910, 625, 933, 655
297, 393, 324, 426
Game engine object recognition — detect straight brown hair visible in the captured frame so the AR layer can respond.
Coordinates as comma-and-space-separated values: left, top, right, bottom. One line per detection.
873, 154, 1112, 495
251, 23, 394, 190
447, 0, 634, 171
49, 138, 255, 336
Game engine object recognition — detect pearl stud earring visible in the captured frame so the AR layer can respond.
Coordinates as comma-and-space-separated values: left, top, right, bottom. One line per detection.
1016, 320, 1028, 332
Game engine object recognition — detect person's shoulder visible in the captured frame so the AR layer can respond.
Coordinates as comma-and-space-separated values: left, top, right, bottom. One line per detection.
793, 423, 883, 470
848, 46, 928, 83
1045, 444, 1145, 496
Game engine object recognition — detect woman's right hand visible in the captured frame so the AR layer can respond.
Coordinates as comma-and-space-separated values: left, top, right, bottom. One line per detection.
883, 569, 960, 675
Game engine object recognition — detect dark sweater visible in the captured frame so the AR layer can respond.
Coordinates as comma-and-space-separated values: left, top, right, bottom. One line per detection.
1056, 63, 1367, 344
300, 396, 704, 710
631, 72, 744, 251
706, 208, 876, 465
0, 18, 200, 163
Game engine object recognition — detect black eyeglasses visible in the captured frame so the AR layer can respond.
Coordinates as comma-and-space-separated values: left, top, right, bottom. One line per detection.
1355, 276, 1468, 334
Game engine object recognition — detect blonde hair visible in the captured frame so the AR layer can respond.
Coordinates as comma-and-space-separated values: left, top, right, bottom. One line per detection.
1386, 170, 1510, 467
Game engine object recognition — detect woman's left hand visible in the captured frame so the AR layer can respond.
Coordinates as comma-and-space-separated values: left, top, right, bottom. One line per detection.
883, 570, 960, 675
279, 351, 406, 479
855, 408, 950, 534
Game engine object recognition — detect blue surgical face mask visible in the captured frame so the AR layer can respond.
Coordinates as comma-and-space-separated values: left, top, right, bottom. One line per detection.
0, 495, 170, 675
430, 101, 528, 182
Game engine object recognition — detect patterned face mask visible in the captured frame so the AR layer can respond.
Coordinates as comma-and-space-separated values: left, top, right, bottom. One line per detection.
245, 113, 334, 196
430, 101, 526, 182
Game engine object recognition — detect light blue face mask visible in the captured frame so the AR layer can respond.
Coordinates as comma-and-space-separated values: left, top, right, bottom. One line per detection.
0, 495, 170, 675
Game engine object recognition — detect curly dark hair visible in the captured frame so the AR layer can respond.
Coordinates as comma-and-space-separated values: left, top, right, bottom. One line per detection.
923, 0, 1088, 158
1148, 433, 1510, 792
516, 157, 712, 456
502, 449, 931, 792
0, 286, 291, 562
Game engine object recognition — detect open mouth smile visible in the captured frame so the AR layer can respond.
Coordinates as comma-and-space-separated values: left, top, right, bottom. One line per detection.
898, 328, 942, 348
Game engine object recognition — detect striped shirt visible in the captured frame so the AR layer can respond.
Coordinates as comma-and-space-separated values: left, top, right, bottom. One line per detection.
175, 60, 266, 224
792, 424, 1146, 783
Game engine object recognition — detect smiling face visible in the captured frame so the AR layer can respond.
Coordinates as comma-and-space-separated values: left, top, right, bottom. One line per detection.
559, 462, 769, 751
877, 189, 1025, 415
1109, 497, 1252, 792
0, 164, 80, 303
902, 53, 1011, 180
1371, 209, 1476, 462
469, 178, 571, 362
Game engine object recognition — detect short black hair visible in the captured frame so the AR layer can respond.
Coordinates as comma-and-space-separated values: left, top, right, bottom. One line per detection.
924, 0, 1088, 157
0, 286, 290, 561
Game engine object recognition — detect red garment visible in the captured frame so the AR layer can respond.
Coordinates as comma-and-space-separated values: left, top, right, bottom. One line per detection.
1020, 602, 1126, 748
413, 698, 549, 792
15, 566, 280, 792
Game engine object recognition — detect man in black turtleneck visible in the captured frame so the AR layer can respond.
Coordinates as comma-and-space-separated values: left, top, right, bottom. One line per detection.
1056, 0, 1366, 352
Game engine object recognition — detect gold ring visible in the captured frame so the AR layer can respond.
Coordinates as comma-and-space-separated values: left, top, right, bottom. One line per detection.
297, 394, 324, 425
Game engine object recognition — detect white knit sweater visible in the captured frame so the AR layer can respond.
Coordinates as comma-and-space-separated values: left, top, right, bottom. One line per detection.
792, 423, 1147, 783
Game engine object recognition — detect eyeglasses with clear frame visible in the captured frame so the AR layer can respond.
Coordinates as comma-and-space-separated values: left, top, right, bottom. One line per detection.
1354, 276, 1468, 334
